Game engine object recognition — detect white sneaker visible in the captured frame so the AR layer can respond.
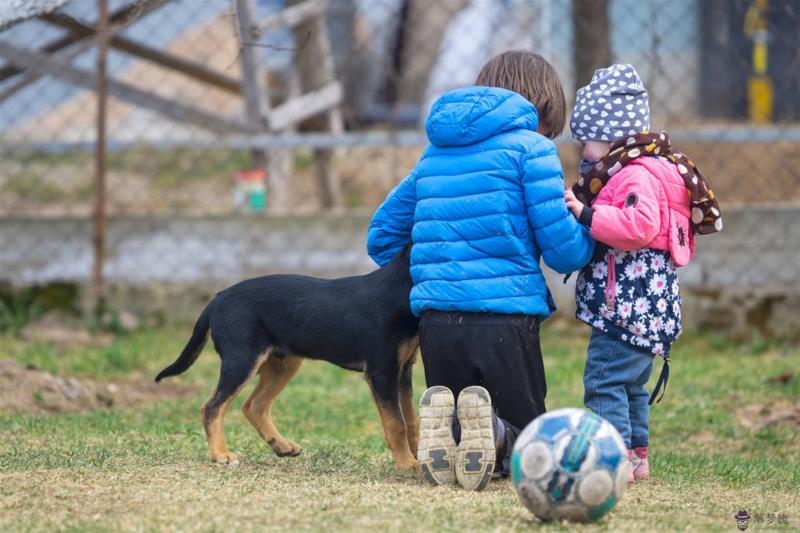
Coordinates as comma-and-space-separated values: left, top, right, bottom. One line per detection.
417, 386, 457, 485
454, 386, 495, 491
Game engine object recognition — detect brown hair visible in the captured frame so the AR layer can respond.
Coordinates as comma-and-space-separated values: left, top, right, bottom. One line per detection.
475, 50, 567, 139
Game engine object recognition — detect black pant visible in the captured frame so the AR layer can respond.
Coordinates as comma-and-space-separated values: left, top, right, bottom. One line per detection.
418, 311, 547, 434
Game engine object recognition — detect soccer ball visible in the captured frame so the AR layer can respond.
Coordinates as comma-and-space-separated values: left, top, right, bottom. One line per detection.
511, 408, 630, 522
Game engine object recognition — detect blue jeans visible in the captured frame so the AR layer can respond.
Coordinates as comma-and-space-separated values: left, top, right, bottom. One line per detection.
583, 329, 654, 449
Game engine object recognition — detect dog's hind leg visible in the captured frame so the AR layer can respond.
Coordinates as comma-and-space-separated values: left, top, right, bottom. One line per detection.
366, 362, 418, 472
397, 338, 420, 456
242, 354, 303, 457
398, 360, 419, 456
202, 352, 266, 465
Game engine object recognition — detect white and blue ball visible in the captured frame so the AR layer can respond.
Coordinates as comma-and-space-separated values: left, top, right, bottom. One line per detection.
511, 408, 629, 523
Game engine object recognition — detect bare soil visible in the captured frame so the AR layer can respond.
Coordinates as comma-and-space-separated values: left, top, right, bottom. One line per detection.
0, 359, 194, 415
735, 400, 800, 431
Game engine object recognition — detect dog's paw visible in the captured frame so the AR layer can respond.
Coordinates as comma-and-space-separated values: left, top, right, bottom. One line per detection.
275, 442, 302, 457
395, 457, 419, 473
268, 437, 302, 457
210, 451, 240, 466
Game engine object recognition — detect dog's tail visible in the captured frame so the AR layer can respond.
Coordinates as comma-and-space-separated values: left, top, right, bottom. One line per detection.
155, 306, 211, 383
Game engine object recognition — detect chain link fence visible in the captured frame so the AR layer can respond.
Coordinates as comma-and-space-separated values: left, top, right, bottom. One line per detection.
1, 0, 799, 335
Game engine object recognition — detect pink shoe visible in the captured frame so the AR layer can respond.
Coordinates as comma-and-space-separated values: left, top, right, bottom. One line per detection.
632, 447, 650, 480
626, 450, 635, 483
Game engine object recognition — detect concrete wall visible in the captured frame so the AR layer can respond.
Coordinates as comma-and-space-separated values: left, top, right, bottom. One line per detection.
2, 206, 798, 337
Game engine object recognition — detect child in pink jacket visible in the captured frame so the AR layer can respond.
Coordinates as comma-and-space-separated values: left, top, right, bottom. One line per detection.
564, 64, 722, 482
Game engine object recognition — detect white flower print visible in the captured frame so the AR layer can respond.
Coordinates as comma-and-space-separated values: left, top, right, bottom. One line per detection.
649, 316, 663, 333
623, 261, 636, 279
634, 258, 649, 278
613, 283, 624, 298
576, 248, 679, 358
634, 297, 651, 315
650, 254, 665, 271
592, 261, 608, 280
649, 274, 668, 296
624, 258, 648, 280
585, 282, 596, 300
618, 300, 633, 319
631, 320, 647, 336
634, 336, 652, 348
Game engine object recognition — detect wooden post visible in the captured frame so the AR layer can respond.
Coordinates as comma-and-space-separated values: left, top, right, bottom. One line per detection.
93, 0, 109, 315
572, 0, 611, 88
235, 0, 287, 209
0, 0, 170, 83
0, 41, 251, 133
40, 11, 242, 93
393, 0, 468, 105
287, 0, 343, 209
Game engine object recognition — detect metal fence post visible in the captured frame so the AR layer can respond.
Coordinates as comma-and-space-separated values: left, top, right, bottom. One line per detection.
234, 0, 281, 209
92, 0, 109, 315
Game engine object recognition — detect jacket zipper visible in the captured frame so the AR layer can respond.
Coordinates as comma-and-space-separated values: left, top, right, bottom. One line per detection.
605, 252, 616, 312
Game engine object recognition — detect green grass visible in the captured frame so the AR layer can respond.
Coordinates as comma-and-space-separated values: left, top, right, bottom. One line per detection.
0, 325, 798, 531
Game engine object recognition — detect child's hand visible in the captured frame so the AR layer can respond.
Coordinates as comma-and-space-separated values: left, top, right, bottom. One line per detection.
564, 188, 584, 218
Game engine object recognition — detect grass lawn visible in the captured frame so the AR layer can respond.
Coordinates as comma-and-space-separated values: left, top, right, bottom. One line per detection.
1, 323, 798, 532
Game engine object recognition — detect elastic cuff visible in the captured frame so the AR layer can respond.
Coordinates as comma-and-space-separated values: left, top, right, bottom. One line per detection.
631, 437, 649, 449
579, 205, 594, 226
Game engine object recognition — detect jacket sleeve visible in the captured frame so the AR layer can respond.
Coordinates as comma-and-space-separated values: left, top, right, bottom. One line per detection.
522, 143, 595, 274
590, 166, 661, 250
367, 172, 417, 266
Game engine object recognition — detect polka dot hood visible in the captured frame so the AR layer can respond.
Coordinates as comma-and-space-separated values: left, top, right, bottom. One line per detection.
570, 64, 650, 142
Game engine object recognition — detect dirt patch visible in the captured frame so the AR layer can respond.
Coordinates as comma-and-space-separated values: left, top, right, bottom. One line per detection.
0, 359, 194, 415
18, 311, 116, 347
687, 430, 717, 445
735, 401, 800, 431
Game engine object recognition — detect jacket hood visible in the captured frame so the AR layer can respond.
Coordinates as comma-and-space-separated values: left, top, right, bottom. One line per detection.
425, 86, 539, 147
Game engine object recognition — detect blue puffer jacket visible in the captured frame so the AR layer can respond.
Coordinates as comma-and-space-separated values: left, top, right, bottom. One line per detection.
367, 86, 595, 317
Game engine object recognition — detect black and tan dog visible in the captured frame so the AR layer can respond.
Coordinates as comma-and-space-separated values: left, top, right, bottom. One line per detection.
155, 247, 420, 471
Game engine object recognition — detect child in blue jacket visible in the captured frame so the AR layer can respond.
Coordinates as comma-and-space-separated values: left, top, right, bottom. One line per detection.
367, 51, 595, 490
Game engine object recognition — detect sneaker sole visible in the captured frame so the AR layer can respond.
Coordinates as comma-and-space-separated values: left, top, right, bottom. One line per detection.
455, 386, 495, 491
417, 386, 456, 486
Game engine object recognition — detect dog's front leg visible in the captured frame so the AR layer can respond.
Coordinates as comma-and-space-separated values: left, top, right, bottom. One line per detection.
366, 369, 418, 472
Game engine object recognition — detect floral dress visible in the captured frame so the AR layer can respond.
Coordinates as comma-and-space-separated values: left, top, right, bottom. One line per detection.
575, 246, 682, 357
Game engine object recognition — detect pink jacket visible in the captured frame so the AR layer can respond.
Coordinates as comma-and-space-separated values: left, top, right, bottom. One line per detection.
589, 157, 694, 266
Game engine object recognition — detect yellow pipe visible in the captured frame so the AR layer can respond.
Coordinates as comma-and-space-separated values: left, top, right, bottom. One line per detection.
745, 0, 772, 123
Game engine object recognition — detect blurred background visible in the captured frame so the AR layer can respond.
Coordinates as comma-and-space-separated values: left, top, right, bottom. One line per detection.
1, 0, 798, 340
